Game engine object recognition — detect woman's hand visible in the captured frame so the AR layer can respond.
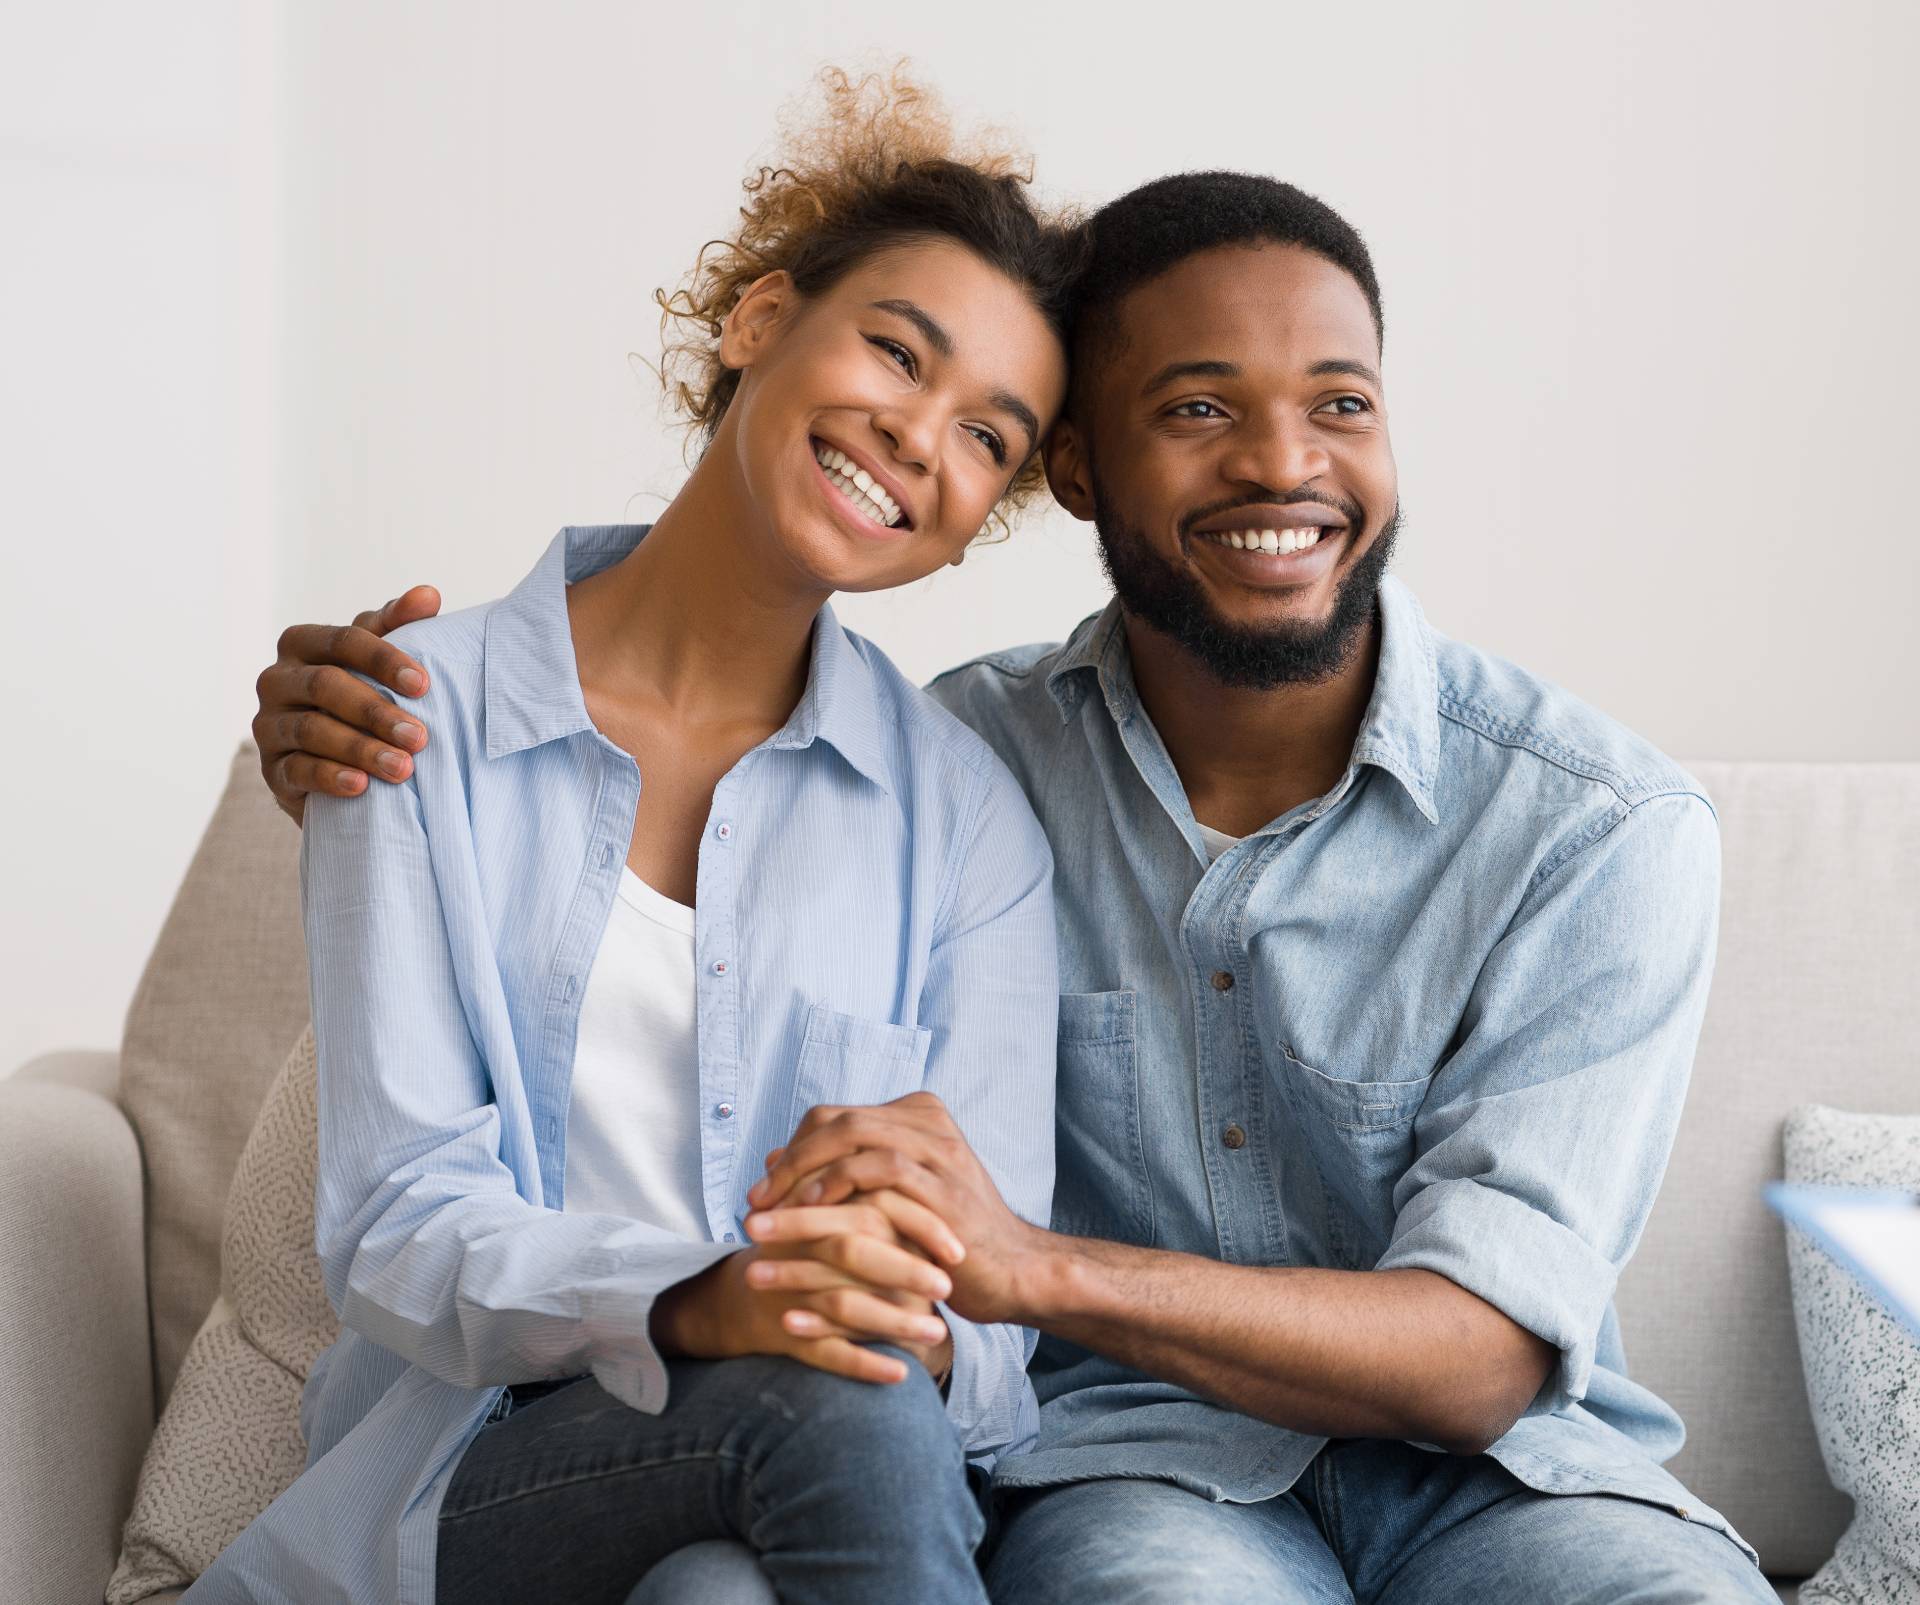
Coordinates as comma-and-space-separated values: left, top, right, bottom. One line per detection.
652, 1193, 955, 1385
252, 586, 442, 823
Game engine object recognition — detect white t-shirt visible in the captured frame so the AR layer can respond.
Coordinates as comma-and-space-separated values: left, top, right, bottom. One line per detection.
563, 866, 708, 1237
1197, 820, 1245, 862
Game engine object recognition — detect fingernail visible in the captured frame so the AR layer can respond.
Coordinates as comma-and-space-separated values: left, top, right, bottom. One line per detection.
919, 1320, 947, 1342
745, 1263, 772, 1286
744, 1212, 770, 1235
392, 720, 424, 748
398, 668, 426, 695
800, 1182, 822, 1205
929, 1276, 952, 1300
787, 1311, 821, 1333
946, 1241, 966, 1264
339, 771, 366, 793
748, 1181, 767, 1203
376, 750, 406, 777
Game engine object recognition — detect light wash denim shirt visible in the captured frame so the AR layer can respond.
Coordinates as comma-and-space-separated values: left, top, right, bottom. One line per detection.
927, 576, 1753, 1561
186, 526, 1059, 1605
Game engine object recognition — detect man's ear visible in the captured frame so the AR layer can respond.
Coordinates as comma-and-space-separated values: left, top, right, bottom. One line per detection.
717, 270, 796, 372
1042, 417, 1097, 524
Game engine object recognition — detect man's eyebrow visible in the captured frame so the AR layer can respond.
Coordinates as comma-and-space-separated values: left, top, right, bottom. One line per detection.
1142, 359, 1239, 395
869, 299, 952, 358
1308, 358, 1383, 387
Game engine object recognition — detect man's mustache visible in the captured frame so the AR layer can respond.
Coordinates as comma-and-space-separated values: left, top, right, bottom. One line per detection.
1178, 490, 1366, 538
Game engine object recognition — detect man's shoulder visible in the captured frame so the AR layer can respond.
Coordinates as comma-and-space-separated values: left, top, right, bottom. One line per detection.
1430, 628, 1708, 816
922, 616, 1107, 745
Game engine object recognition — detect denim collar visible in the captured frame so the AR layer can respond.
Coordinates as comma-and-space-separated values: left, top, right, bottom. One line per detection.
1045, 574, 1441, 823
482, 524, 893, 794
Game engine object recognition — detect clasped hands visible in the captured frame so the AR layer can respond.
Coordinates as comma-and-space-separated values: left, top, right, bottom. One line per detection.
651, 1092, 1038, 1387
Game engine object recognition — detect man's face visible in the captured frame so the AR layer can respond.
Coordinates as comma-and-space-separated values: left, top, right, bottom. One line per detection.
1049, 242, 1399, 687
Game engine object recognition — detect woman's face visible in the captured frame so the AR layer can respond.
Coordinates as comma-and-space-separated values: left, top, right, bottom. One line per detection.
717, 237, 1069, 596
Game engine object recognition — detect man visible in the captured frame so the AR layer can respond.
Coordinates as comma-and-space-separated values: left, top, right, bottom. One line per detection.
255, 173, 1772, 1601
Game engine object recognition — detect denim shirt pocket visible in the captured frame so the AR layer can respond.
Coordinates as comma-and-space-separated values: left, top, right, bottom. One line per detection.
787, 1003, 933, 1134
1271, 1043, 1428, 1267
1051, 990, 1154, 1245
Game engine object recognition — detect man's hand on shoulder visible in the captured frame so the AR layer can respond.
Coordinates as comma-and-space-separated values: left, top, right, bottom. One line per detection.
253, 585, 442, 824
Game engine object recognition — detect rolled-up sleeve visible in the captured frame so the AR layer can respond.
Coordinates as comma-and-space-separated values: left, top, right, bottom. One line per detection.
1375, 790, 1721, 1415
302, 754, 732, 1417
915, 764, 1059, 1471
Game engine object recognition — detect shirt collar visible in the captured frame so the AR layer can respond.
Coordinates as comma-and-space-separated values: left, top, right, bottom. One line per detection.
1045, 574, 1441, 824
483, 524, 893, 794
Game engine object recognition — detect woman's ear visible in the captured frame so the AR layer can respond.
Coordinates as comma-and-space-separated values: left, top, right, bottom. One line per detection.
717, 270, 796, 372
1042, 418, 1096, 524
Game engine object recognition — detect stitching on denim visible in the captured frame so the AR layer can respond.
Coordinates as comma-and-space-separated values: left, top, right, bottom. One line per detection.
1436, 691, 1692, 806
438, 1448, 755, 1522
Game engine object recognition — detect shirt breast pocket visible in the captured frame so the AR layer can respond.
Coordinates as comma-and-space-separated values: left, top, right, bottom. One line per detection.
1271, 1041, 1429, 1265
1050, 989, 1154, 1245
787, 1003, 933, 1135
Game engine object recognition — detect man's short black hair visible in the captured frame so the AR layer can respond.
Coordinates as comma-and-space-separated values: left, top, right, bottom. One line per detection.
1070, 171, 1383, 415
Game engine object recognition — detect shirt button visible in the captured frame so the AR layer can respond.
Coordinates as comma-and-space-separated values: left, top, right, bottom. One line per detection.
715, 1103, 735, 1119
1210, 971, 1235, 992
715, 822, 733, 841
563, 975, 578, 1001
1222, 1124, 1247, 1150
723, 1232, 737, 1244
712, 959, 729, 976
599, 843, 615, 867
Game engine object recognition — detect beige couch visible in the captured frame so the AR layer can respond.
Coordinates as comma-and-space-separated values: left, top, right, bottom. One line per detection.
3, 747, 1916, 1605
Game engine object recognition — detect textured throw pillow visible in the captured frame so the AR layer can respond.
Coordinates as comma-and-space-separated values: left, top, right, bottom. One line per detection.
1782, 1103, 1920, 1605
107, 1025, 337, 1604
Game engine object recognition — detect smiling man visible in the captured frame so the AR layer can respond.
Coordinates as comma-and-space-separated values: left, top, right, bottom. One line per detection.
254, 173, 1773, 1601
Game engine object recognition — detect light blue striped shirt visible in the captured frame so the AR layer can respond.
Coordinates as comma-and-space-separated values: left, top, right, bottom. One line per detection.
186, 525, 1058, 1604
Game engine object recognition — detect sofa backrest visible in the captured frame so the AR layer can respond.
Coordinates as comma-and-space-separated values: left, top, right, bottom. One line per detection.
121, 744, 307, 1411
1616, 762, 1920, 1577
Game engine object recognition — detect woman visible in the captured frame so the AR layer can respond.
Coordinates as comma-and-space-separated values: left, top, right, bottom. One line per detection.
206, 70, 1079, 1605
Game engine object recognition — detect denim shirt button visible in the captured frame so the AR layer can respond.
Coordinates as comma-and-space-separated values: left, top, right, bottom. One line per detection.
1222, 1123, 1247, 1150
1210, 970, 1235, 992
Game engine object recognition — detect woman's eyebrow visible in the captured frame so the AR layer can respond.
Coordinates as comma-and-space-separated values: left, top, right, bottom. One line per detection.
869, 298, 952, 357
870, 297, 1039, 453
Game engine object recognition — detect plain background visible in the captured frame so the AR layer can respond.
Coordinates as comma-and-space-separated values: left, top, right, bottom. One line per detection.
3, 0, 1916, 1074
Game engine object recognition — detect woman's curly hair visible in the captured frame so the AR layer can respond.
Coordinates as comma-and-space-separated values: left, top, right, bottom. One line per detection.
654, 65, 1085, 531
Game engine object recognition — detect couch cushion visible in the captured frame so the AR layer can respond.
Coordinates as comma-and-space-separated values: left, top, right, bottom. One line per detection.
107, 1028, 335, 1604
120, 742, 308, 1409
1616, 763, 1920, 1578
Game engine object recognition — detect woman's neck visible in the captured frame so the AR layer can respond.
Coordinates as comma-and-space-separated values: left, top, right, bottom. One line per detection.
567, 451, 823, 728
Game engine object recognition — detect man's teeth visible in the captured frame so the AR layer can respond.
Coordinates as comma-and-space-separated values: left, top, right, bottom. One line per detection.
812, 442, 903, 528
1200, 527, 1325, 555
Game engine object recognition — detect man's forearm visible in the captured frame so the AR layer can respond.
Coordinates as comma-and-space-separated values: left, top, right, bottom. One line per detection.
1010, 1233, 1555, 1455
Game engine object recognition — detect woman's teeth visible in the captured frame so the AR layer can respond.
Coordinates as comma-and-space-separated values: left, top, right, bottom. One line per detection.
1199, 527, 1325, 555
813, 441, 903, 529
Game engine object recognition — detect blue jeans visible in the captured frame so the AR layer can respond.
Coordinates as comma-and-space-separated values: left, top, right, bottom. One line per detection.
433, 1350, 986, 1605
982, 1437, 1773, 1604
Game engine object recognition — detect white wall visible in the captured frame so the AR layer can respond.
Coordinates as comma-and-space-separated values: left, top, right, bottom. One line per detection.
6, 1, 1917, 1068
1, 3, 279, 1072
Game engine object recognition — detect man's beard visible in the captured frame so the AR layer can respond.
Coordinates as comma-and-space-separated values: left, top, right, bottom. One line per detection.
1091, 472, 1402, 689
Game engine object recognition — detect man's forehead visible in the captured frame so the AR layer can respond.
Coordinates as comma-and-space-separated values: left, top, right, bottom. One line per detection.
1110, 242, 1379, 375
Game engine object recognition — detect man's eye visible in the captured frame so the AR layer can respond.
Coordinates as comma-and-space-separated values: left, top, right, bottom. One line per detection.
1321, 394, 1372, 416
1168, 400, 1226, 419
869, 336, 916, 378
965, 424, 1007, 467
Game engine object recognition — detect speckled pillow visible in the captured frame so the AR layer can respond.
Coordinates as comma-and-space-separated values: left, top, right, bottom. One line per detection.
1782, 1103, 1920, 1605
107, 1025, 337, 1603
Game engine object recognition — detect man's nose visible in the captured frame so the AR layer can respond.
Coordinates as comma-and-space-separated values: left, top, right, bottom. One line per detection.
1218, 410, 1329, 491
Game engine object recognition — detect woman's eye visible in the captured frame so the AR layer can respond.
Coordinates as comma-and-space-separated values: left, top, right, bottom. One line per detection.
1168, 400, 1226, 419
965, 424, 1007, 466
869, 335, 916, 378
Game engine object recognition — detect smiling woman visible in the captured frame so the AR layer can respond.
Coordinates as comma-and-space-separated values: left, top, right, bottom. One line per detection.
213, 62, 1083, 1605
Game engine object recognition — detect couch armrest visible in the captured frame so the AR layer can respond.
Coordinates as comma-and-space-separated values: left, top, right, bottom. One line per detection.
15, 1046, 123, 1101
0, 1072, 154, 1605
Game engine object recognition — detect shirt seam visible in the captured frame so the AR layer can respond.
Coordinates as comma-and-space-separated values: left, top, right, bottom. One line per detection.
1435, 690, 1690, 808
